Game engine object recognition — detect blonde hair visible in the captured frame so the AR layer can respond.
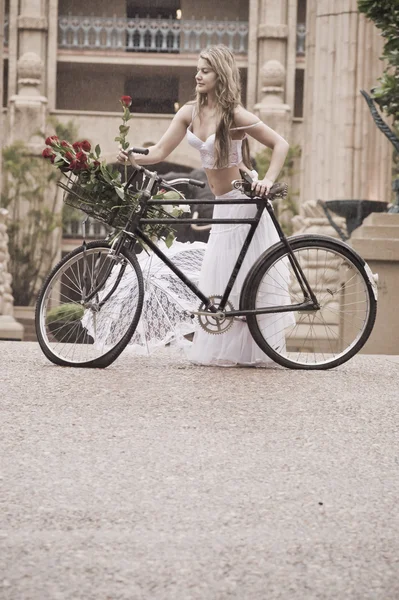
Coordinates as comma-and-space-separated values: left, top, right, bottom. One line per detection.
195, 45, 251, 169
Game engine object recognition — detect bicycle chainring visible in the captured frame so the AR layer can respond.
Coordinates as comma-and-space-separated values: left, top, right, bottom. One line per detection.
197, 295, 235, 335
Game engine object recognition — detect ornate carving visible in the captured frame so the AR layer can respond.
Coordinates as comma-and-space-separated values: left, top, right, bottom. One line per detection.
17, 52, 43, 88
261, 59, 285, 89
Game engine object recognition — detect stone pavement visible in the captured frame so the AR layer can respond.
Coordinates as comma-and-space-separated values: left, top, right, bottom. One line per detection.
1, 341, 399, 600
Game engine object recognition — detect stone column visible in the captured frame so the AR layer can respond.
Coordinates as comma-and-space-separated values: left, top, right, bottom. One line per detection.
0, 209, 24, 340
8, 0, 48, 150
300, 0, 392, 206
248, 0, 292, 155
47, 0, 58, 111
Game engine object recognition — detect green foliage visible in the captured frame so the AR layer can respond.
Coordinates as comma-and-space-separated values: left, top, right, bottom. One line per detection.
255, 145, 302, 235
46, 116, 79, 144
1, 142, 62, 306
358, 0, 399, 122
46, 302, 84, 324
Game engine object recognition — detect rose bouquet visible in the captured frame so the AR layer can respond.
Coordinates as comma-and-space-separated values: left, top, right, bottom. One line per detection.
42, 96, 189, 245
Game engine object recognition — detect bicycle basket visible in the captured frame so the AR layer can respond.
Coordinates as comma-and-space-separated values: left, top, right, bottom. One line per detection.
58, 173, 138, 229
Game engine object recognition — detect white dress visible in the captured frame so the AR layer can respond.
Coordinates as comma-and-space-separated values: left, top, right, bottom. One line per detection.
184, 117, 293, 366
187, 187, 287, 367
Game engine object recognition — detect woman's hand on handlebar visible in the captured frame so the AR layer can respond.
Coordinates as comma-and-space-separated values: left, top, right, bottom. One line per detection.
116, 149, 130, 164
251, 176, 274, 197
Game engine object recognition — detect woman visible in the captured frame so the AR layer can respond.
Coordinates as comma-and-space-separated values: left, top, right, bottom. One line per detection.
117, 45, 290, 367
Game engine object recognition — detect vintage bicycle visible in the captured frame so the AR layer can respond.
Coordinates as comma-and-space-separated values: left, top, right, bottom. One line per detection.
35, 147, 378, 370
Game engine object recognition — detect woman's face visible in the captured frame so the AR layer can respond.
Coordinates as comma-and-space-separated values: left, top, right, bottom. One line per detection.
195, 58, 217, 94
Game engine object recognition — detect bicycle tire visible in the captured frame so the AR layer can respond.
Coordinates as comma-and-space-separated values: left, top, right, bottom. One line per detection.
35, 240, 144, 368
240, 235, 377, 370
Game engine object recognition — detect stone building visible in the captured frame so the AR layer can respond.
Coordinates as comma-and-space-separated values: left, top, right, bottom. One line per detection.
0, 0, 394, 342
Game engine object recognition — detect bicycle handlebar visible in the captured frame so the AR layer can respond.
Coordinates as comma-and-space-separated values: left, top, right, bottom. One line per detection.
232, 174, 288, 202
127, 146, 149, 155
188, 179, 206, 188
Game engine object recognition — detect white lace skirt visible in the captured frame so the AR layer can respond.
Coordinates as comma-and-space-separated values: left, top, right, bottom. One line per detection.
187, 188, 292, 368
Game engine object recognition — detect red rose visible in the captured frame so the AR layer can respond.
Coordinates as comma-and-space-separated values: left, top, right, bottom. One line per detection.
93, 160, 100, 167
61, 140, 71, 148
80, 140, 91, 152
45, 135, 59, 147
72, 141, 82, 151
75, 151, 86, 162
50, 154, 55, 164
120, 95, 132, 108
64, 151, 74, 162
69, 160, 78, 171
42, 148, 53, 159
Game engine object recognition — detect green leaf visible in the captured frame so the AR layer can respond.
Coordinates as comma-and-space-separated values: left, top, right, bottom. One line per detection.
114, 187, 125, 200
164, 231, 175, 248
95, 144, 101, 158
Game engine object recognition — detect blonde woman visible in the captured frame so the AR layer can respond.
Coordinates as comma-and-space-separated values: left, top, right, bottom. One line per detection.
117, 45, 290, 367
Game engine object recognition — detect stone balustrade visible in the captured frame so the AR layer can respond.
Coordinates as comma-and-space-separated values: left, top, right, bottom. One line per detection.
58, 16, 248, 54
63, 219, 110, 240
58, 16, 250, 54
3, 15, 306, 56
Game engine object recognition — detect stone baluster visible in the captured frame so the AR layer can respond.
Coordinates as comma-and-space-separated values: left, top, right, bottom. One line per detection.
0, 210, 24, 340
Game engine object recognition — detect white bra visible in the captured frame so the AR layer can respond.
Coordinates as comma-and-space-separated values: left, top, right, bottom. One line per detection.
186, 108, 261, 170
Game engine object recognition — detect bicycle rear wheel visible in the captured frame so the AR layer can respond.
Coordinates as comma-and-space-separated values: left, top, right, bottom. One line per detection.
35, 241, 144, 368
241, 236, 377, 369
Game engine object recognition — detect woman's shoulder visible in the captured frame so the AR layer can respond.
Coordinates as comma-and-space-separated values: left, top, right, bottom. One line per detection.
175, 102, 196, 126
232, 106, 262, 128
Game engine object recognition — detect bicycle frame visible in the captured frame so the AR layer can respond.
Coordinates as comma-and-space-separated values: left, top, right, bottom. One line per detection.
82, 168, 319, 317
133, 198, 318, 317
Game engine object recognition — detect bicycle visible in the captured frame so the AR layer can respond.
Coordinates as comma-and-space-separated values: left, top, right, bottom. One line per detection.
35, 147, 378, 370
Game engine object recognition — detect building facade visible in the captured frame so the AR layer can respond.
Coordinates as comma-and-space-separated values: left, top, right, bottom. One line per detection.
0, 0, 394, 337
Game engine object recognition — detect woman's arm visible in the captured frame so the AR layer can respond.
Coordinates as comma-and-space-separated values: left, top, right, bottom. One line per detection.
116, 103, 193, 166
233, 106, 289, 195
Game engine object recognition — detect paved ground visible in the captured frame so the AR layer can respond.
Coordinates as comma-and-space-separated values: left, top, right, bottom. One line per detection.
1, 342, 399, 600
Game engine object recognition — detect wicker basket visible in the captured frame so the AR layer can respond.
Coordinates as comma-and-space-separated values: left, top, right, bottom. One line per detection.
58, 174, 138, 229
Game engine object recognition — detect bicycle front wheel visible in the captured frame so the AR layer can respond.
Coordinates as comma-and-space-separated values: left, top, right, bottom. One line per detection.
241, 236, 377, 369
35, 241, 144, 368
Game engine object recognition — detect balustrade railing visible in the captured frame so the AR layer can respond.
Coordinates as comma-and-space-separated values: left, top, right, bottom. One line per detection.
63, 220, 110, 239
3, 15, 306, 56
58, 15, 249, 54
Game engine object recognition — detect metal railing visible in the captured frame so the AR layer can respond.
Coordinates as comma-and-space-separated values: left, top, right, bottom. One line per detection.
58, 15, 249, 54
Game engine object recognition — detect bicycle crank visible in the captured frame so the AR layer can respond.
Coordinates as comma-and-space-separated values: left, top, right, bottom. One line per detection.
197, 295, 235, 335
